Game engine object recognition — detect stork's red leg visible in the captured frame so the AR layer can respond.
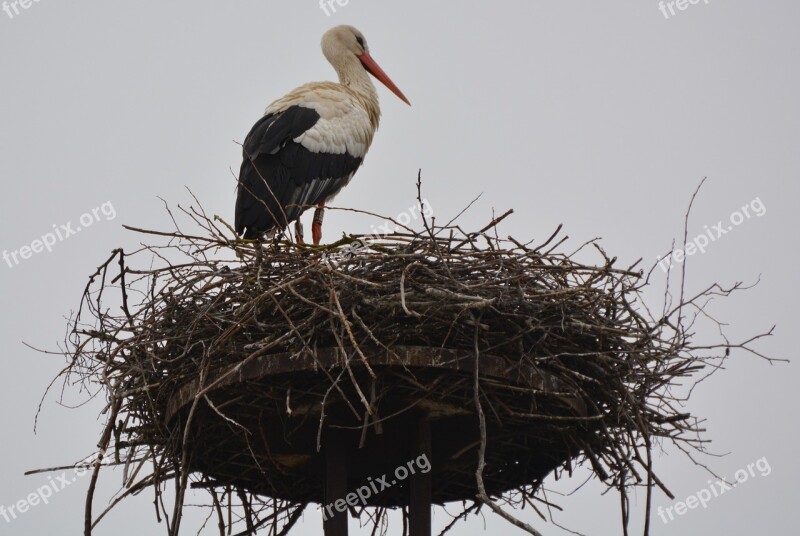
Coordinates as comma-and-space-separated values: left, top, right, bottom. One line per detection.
295, 219, 305, 244
312, 203, 325, 245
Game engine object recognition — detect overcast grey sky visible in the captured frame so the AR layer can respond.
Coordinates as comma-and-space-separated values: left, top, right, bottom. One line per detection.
1, 1, 797, 535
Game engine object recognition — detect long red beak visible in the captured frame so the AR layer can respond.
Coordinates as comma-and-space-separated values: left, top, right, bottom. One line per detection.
358, 52, 411, 106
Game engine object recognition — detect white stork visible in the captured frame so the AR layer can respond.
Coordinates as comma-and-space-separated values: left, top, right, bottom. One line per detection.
235, 25, 410, 244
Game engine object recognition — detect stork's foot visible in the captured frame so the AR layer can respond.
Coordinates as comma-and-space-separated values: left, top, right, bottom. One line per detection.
294, 219, 305, 244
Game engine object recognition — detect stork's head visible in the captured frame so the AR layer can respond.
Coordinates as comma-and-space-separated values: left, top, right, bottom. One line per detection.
321, 25, 410, 105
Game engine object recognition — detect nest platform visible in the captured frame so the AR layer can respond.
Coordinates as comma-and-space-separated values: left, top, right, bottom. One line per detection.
166, 345, 587, 506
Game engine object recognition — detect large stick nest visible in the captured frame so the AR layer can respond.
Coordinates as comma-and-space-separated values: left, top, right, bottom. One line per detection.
51, 192, 771, 536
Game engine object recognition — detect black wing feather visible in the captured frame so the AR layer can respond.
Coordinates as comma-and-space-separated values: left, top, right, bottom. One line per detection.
235, 105, 363, 238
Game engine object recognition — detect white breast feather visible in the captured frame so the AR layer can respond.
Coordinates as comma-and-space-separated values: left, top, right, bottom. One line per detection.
265, 84, 375, 158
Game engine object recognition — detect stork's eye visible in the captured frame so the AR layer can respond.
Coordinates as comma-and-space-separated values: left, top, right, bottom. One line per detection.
356, 36, 365, 49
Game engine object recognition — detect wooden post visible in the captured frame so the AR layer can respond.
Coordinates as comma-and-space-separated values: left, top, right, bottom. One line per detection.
409, 418, 432, 536
323, 429, 348, 536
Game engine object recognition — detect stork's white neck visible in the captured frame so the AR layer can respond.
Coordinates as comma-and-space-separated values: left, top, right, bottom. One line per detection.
335, 57, 378, 103
329, 56, 381, 131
